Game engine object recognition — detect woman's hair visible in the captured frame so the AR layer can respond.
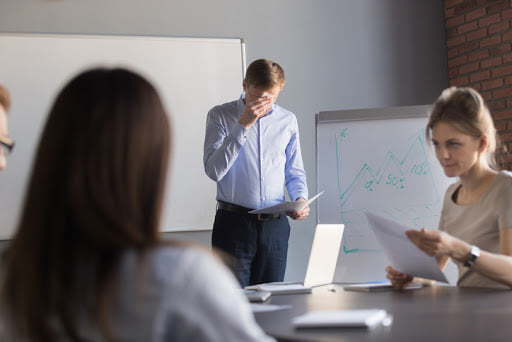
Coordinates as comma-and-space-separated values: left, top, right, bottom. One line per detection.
0, 68, 171, 341
426, 86, 498, 168
0, 84, 11, 112
245, 58, 285, 90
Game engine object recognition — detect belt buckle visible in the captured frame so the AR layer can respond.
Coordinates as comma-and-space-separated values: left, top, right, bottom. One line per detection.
257, 213, 271, 222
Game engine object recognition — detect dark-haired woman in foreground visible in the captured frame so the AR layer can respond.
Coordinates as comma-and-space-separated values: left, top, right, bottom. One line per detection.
0, 68, 275, 342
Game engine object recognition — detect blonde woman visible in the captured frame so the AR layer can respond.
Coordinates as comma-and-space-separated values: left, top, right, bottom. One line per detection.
387, 87, 512, 289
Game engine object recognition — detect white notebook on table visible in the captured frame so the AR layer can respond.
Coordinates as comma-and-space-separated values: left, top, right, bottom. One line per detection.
293, 309, 389, 329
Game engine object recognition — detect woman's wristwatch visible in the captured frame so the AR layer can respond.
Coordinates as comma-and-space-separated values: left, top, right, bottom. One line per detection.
464, 245, 480, 267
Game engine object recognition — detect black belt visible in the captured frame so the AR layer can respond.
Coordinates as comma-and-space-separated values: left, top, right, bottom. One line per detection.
217, 201, 281, 221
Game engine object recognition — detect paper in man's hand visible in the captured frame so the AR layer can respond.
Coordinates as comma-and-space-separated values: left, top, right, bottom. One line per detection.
248, 191, 324, 215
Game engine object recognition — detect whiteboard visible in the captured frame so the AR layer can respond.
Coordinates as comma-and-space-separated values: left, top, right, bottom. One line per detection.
316, 106, 453, 283
0, 34, 246, 239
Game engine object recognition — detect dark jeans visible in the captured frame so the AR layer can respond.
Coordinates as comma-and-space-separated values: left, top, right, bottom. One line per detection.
212, 209, 290, 287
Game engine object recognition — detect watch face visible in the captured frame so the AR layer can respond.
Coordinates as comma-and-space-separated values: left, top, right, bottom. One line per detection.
464, 245, 480, 267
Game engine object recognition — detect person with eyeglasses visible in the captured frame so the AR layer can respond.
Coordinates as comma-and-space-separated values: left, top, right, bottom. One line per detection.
0, 84, 13, 171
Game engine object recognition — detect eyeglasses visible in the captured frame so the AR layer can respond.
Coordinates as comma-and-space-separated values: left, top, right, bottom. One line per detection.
0, 135, 14, 156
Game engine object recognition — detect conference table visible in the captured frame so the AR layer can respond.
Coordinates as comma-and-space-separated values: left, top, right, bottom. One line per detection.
253, 284, 512, 342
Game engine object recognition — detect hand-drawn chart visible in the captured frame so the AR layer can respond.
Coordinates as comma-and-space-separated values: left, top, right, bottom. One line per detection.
316, 107, 452, 282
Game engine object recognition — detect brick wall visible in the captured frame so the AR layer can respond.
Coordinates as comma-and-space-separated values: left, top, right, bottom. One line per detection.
444, 0, 512, 170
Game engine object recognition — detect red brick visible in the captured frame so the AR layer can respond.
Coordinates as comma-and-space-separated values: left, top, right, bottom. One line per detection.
502, 9, 512, 19
489, 21, 511, 35
450, 76, 470, 86
472, 83, 483, 91
467, 7, 487, 21
478, 0, 504, 6
496, 152, 512, 161
446, 27, 459, 39
446, 15, 466, 28
487, 0, 510, 14
449, 68, 460, 78
469, 49, 490, 61
459, 41, 480, 54
495, 150, 507, 163
492, 65, 512, 77
506, 75, 512, 85
504, 53, 512, 63
479, 13, 502, 27
507, 99, 512, 107
499, 132, 512, 142
483, 78, 504, 90
467, 28, 488, 41
460, 61, 481, 74
445, 7, 456, 18
496, 153, 512, 165
508, 121, 512, 130
493, 87, 512, 98
491, 43, 512, 56
488, 99, 507, 110
447, 35, 467, 48
455, 1, 478, 15
459, 21, 479, 34
482, 90, 494, 101
448, 47, 459, 59
446, 0, 465, 9
481, 56, 503, 68
448, 55, 468, 68
495, 121, 507, 131
503, 31, 512, 42
503, 161, 512, 168
495, 109, 512, 120
470, 70, 491, 82
481, 35, 502, 47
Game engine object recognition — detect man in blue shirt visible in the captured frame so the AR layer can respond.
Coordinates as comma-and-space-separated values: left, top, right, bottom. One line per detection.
203, 59, 309, 287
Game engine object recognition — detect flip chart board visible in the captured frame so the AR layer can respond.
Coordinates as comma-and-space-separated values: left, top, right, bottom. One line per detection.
0, 34, 246, 238
316, 106, 452, 283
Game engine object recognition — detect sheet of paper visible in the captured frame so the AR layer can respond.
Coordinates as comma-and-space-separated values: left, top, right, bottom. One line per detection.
248, 191, 324, 215
250, 303, 292, 313
292, 309, 388, 328
365, 212, 448, 283
342, 282, 423, 292
248, 283, 312, 295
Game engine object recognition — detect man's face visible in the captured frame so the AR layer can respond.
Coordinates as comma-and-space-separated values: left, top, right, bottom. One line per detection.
243, 82, 281, 107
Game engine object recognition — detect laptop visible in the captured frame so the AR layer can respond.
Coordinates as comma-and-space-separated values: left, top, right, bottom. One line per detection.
246, 224, 344, 294
303, 224, 345, 287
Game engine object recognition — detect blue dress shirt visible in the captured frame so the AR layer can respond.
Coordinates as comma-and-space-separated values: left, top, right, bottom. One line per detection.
204, 94, 308, 210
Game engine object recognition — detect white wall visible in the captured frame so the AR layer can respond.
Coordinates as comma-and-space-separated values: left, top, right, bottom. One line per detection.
0, 0, 448, 281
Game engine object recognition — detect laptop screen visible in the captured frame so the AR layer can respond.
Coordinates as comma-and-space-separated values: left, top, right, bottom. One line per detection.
303, 224, 344, 287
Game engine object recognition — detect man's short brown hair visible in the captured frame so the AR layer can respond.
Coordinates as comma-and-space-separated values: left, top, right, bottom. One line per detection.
0, 84, 11, 112
245, 59, 285, 90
